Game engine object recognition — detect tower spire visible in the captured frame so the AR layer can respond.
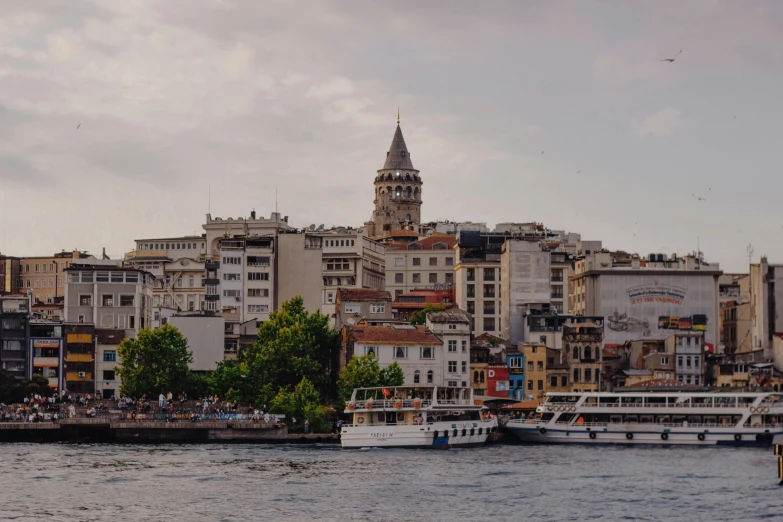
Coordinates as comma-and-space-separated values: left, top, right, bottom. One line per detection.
397, 107, 400, 125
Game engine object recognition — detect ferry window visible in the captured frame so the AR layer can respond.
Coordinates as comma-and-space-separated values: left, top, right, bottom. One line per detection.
414, 370, 420, 384
427, 371, 433, 384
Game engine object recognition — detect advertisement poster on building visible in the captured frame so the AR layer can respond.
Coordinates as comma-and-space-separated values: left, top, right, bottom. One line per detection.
601, 275, 717, 350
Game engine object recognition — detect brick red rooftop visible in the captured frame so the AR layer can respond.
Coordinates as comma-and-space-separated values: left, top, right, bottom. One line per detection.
347, 325, 441, 345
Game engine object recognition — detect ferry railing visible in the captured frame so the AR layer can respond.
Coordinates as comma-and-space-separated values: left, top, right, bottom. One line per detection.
349, 399, 435, 410
551, 402, 758, 409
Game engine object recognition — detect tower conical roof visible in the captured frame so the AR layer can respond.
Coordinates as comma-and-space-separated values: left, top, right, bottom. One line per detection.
382, 124, 415, 170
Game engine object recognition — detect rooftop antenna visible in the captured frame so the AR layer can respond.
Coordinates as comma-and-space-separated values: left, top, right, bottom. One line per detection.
208, 184, 211, 215
397, 107, 400, 125
747, 243, 754, 266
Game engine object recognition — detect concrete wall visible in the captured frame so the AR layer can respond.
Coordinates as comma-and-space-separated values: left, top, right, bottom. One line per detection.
277, 234, 323, 314
501, 240, 551, 344
169, 315, 225, 371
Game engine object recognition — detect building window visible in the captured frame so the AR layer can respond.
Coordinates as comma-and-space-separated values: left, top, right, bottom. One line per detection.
448, 340, 457, 352
462, 361, 467, 373
429, 257, 437, 266
527, 361, 533, 371
344, 304, 360, 314
420, 347, 434, 359
483, 318, 495, 331
509, 358, 522, 369
188, 295, 195, 311
394, 273, 404, 284
412, 273, 421, 284
561, 376, 567, 387
661, 356, 669, 365
427, 370, 434, 384
448, 361, 457, 373
483, 285, 495, 298
467, 301, 475, 314
120, 295, 134, 307
394, 347, 407, 359
694, 357, 699, 368
79, 295, 92, 306
395, 258, 404, 267
248, 273, 269, 281
222, 289, 241, 298
101, 294, 114, 307
573, 346, 580, 360
248, 304, 270, 314
538, 380, 544, 391
686, 356, 692, 368
412, 258, 421, 266
467, 284, 475, 298
550, 376, 558, 387
484, 302, 495, 315
573, 368, 580, 382
223, 273, 241, 281
585, 368, 592, 382
371, 304, 385, 314
445, 257, 454, 266
103, 350, 116, 362
248, 288, 269, 297
527, 380, 533, 391
429, 273, 438, 284
483, 268, 494, 281
537, 362, 543, 371
413, 370, 420, 384
364, 346, 377, 357
102, 370, 115, 381
462, 340, 467, 353
467, 268, 475, 282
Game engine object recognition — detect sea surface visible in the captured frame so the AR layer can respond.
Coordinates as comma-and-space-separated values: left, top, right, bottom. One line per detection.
0, 443, 781, 521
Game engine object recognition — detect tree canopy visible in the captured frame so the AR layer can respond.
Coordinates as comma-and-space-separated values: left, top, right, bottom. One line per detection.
117, 323, 194, 398
409, 303, 447, 325
270, 377, 330, 432
336, 354, 405, 410
209, 296, 340, 408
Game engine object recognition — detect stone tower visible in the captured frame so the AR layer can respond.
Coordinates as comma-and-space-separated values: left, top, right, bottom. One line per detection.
368, 113, 422, 236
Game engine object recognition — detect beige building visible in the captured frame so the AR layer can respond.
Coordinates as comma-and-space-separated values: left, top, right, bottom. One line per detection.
320, 229, 386, 317
455, 232, 507, 337
19, 251, 94, 307
333, 288, 393, 331
386, 235, 456, 298
750, 257, 783, 358
277, 232, 323, 314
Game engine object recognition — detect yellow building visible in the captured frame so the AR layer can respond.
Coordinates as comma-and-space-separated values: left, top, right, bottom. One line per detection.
563, 323, 603, 392
522, 343, 570, 401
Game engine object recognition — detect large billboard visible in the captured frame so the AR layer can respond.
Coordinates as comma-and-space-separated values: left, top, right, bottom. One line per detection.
600, 274, 717, 350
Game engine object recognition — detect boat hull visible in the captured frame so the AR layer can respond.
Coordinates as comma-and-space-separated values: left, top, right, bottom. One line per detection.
506, 424, 783, 447
341, 420, 496, 449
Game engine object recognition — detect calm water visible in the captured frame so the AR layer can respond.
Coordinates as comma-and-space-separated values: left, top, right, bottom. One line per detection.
0, 443, 781, 521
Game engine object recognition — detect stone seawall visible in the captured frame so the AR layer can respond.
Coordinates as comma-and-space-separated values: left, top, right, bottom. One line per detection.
0, 420, 339, 444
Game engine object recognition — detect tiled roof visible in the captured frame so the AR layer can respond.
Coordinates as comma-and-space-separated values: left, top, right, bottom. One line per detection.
474, 333, 508, 344
389, 230, 422, 238
623, 369, 653, 376
337, 288, 391, 301
348, 325, 441, 345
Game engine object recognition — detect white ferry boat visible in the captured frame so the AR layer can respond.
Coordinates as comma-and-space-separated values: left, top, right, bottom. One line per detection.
506, 392, 783, 446
340, 385, 498, 449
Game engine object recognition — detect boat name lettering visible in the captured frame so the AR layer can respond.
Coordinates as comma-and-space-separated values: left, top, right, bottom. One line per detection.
371, 433, 394, 438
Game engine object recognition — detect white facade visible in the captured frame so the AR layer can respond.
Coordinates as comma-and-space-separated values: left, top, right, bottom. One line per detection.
500, 239, 552, 344
385, 236, 456, 298
426, 312, 472, 388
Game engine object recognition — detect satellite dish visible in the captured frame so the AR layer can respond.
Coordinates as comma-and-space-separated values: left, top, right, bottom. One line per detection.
308, 224, 316, 231
347, 318, 356, 325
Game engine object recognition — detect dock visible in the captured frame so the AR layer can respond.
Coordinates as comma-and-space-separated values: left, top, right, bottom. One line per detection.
0, 419, 340, 444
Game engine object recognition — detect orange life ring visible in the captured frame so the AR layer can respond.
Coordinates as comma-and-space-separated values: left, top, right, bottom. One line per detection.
347, 403, 355, 411
394, 400, 403, 409
474, 399, 483, 406
413, 400, 422, 409
365, 401, 373, 410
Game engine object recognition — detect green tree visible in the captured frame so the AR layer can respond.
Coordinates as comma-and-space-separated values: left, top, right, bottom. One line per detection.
336, 355, 405, 410
0, 370, 25, 403
270, 377, 329, 432
25, 375, 52, 398
117, 323, 193, 398
410, 304, 446, 325
210, 296, 340, 408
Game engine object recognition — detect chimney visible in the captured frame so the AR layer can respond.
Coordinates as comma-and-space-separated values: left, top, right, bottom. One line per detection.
250, 210, 256, 219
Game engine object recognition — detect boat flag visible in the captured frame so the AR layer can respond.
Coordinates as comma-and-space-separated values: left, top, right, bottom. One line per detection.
382, 388, 391, 397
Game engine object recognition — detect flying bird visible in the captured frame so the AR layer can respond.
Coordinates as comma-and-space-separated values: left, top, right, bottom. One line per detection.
76, 123, 81, 129
541, 150, 544, 155
660, 50, 682, 63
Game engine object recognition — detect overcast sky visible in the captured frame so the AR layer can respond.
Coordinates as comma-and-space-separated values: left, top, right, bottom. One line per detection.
1, 1, 782, 272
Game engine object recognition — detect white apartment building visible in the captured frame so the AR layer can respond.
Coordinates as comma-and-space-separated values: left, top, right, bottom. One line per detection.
217, 236, 274, 323
320, 229, 386, 316
345, 324, 457, 387
203, 210, 293, 258
455, 232, 507, 337
385, 235, 456, 298
750, 257, 783, 358
425, 310, 472, 388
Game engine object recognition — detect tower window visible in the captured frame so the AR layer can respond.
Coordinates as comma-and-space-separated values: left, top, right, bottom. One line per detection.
402, 151, 406, 157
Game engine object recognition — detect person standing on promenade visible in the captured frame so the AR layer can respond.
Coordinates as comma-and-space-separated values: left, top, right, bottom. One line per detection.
159, 393, 165, 409
304, 419, 310, 434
